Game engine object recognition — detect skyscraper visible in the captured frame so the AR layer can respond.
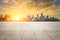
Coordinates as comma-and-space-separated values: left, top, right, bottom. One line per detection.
40, 13, 45, 21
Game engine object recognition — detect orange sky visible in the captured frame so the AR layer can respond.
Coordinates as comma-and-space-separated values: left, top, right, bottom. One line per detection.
0, 0, 60, 19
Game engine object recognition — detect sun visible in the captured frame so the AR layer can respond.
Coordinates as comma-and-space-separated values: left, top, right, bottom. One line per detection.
10, 15, 22, 21
14, 16, 21, 20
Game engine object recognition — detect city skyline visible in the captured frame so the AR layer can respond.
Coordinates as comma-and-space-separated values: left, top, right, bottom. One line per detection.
32, 13, 60, 21
0, 13, 60, 22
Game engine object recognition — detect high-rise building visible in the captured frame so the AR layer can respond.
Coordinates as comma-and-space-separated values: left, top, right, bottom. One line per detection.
40, 13, 45, 21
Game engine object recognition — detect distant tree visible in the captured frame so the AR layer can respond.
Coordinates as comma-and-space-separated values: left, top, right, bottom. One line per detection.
3, 14, 10, 21
0, 14, 3, 21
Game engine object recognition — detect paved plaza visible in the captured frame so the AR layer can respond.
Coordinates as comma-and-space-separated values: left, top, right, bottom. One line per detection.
0, 22, 60, 40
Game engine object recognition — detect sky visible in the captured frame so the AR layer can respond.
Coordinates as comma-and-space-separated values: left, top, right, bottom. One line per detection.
0, 0, 60, 19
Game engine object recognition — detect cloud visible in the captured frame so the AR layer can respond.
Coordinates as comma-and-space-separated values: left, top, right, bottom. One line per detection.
0, 0, 60, 18
0, 0, 39, 18
2, 0, 9, 3
39, 0, 57, 7
1, 0, 38, 6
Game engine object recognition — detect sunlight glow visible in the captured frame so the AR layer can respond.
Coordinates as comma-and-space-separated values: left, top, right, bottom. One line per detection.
10, 15, 22, 21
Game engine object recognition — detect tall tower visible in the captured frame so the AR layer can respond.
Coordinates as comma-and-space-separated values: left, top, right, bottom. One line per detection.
32, 15, 34, 19
46, 15, 49, 19
41, 13, 43, 16
40, 13, 45, 21
37, 14, 39, 18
